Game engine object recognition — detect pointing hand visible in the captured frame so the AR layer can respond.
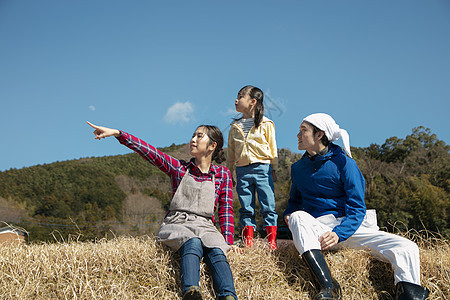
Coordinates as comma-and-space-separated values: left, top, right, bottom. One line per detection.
86, 121, 120, 140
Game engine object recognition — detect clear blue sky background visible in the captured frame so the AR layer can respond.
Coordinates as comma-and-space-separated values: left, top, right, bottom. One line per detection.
1, 1, 449, 171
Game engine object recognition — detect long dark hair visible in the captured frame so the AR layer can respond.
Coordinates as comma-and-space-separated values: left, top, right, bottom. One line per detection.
197, 125, 226, 164
237, 85, 264, 128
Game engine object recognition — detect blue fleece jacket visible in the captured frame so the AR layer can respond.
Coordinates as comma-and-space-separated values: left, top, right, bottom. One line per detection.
283, 143, 366, 242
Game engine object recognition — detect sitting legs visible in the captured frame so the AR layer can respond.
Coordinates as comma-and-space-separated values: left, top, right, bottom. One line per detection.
179, 238, 237, 300
289, 211, 341, 299
302, 249, 341, 299
288, 210, 429, 299
179, 238, 203, 299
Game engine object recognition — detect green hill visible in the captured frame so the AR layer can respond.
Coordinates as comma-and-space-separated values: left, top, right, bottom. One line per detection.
0, 127, 448, 242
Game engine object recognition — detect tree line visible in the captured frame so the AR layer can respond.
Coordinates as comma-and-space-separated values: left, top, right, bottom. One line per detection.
0, 127, 448, 241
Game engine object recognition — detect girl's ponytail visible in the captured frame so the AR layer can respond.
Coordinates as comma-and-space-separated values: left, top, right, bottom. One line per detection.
251, 86, 264, 128
237, 85, 264, 128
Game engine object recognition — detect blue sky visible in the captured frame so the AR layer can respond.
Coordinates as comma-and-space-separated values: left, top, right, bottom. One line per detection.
1, 0, 449, 171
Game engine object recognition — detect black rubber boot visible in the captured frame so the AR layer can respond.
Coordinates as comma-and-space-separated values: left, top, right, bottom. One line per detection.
302, 249, 341, 300
395, 281, 429, 300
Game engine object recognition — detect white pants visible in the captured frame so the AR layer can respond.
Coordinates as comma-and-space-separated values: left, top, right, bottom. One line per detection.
288, 210, 421, 285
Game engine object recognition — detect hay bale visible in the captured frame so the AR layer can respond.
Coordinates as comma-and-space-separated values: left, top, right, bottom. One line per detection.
0, 235, 447, 299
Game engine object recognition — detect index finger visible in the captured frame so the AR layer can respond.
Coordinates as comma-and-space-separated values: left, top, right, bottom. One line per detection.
86, 121, 99, 129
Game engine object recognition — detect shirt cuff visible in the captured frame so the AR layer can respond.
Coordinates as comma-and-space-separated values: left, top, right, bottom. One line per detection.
116, 130, 127, 141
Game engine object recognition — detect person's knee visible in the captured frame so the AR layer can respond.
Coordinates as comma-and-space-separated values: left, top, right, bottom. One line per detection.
206, 248, 228, 264
289, 211, 314, 228
181, 238, 203, 257
389, 235, 419, 253
399, 239, 419, 256
381, 236, 420, 262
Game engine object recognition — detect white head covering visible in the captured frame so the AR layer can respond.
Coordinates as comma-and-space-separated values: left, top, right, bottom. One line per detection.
302, 113, 352, 158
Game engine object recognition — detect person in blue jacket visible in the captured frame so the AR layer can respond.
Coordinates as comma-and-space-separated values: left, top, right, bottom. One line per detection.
283, 113, 429, 300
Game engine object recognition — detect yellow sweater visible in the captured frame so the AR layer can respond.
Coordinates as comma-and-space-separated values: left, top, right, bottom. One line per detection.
227, 116, 278, 174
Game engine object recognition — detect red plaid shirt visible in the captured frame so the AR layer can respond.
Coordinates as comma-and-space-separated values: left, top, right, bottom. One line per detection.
117, 131, 234, 245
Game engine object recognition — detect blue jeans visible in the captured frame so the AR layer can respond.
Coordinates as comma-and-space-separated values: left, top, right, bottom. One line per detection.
236, 163, 278, 228
179, 238, 237, 299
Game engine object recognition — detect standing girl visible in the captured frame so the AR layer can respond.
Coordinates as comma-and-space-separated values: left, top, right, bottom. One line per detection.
87, 122, 237, 300
227, 85, 278, 250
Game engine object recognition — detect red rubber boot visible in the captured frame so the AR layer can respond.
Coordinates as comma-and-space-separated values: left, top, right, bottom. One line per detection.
242, 226, 254, 247
266, 226, 277, 250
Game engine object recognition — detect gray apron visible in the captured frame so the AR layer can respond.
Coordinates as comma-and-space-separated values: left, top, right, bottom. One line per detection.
155, 170, 231, 253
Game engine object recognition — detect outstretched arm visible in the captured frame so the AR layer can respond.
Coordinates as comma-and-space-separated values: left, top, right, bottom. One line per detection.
87, 121, 181, 177
87, 121, 121, 140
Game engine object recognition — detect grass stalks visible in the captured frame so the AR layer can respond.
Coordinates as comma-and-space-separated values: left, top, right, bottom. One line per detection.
0, 234, 448, 299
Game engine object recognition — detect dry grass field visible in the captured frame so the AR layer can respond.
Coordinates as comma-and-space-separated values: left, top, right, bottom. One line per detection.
0, 233, 448, 299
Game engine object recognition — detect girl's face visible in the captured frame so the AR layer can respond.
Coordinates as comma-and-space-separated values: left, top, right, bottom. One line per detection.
235, 92, 256, 117
297, 121, 320, 152
190, 127, 215, 158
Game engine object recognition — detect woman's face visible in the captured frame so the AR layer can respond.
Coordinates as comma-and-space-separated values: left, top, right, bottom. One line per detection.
297, 121, 319, 152
190, 127, 214, 158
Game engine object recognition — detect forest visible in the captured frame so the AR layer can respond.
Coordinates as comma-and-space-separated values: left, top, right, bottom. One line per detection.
0, 126, 448, 242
